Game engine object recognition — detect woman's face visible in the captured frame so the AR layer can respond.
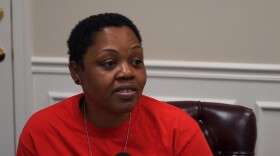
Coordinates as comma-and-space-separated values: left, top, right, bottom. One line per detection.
75, 26, 146, 114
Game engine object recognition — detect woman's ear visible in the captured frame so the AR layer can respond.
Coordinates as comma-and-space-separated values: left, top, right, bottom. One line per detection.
68, 61, 83, 85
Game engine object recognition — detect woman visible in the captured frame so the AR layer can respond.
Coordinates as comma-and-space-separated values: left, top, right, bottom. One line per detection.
17, 13, 212, 156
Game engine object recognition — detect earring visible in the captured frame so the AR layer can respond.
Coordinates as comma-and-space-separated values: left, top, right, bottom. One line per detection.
75, 79, 80, 85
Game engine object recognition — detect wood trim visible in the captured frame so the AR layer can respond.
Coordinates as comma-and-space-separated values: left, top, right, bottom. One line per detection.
32, 56, 280, 82
12, 0, 33, 145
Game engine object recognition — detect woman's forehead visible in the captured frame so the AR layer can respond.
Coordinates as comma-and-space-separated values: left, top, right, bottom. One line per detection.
93, 27, 140, 46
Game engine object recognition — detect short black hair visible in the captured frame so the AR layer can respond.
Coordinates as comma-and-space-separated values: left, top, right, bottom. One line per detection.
67, 13, 142, 66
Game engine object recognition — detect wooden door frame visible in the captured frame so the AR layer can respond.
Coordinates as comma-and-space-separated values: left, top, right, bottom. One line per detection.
12, 0, 33, 146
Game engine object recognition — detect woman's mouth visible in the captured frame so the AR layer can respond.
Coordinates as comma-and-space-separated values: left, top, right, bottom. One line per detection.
114, 86, 137, 99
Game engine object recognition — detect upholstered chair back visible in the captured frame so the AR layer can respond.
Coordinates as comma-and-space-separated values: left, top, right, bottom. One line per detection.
167, 101, 257, 156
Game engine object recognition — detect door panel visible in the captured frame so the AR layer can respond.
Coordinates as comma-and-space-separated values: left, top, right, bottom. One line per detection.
0, 0, 15, 155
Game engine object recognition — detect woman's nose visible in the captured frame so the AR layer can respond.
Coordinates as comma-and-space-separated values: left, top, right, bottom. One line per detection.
116, 62, 134, 80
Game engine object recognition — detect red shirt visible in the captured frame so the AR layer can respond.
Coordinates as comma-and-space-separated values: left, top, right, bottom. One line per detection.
17, 94, 212, 156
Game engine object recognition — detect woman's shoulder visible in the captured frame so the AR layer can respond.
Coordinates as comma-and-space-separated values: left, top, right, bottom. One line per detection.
23, 93, 82, 130
138, 95, 199, 131
139, 95, 192, 119
140, 95, 182, 110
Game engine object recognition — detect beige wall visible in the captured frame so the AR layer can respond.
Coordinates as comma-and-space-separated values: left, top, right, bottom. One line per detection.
31, 0, 280, 64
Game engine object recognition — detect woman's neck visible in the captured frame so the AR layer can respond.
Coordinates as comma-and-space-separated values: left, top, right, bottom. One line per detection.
82, 99, 131, 128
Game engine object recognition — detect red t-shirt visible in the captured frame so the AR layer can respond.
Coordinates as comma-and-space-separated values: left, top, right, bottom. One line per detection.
17, 94, 212, 156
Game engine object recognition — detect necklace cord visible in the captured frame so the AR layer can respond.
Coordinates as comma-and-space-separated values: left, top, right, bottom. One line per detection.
83, 100, 131, 156
84, 101, 93, 156
123, 112, 131, 152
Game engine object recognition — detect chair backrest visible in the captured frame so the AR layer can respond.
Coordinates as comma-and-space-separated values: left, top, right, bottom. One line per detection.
166, 101, 257, 156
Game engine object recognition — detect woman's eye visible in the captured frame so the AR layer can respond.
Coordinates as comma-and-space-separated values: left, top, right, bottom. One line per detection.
102, 60, 116, 68
131, 59, 143, 66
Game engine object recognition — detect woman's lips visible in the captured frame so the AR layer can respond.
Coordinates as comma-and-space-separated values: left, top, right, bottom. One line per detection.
114, 86, 137, 99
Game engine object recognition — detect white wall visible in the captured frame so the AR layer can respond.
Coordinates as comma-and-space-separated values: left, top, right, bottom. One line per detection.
30, 0, 280, 64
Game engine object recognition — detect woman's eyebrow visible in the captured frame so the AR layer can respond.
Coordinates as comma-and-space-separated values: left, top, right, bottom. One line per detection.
95, 48, 118, 57
101, 48, 118, 53
94, 45, 143, 57
130, 45, 143, 51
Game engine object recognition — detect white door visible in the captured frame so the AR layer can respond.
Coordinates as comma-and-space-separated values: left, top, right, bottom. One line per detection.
0, 0, 16, 155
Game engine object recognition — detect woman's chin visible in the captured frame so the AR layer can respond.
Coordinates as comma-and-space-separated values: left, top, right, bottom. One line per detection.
111, 100, 137, 114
